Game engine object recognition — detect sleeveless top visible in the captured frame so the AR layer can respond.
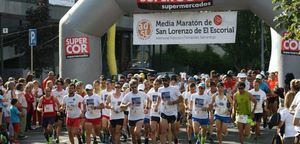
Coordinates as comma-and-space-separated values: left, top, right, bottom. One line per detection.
41, 96, 56, 117
214, 94, 229, 117
236, 92, 251, 116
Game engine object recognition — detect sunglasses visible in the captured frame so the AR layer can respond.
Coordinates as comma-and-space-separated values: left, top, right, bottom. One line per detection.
238, 87, 244, 89
115, 86, 121, 89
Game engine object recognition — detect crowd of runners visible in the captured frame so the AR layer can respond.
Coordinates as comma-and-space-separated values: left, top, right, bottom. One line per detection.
0, 69, 300, 144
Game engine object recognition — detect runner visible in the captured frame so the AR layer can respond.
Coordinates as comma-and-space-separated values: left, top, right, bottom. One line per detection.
158, 75, 183, 144
61, 83, 84, 144
189, 83, 212, 144
52, 80, 67, 143
211, 82, 233, 144
106, 82, 124, 144
147, 79, 161, 143
121, 80, 149, 144
82, 84, 103, 144
100, 80, 114, 143
183, 83, 197, 144
37, 87, 60, 143
232, 82, 257, 144
248, 80, 267, 138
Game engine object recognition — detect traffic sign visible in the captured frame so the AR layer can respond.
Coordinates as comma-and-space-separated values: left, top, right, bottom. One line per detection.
29, 29, 37, 46
2, 28, 8, 34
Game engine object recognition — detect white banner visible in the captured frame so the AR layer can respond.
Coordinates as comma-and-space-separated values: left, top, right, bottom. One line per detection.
133, 11, 237, 45
49, 0, 75, 7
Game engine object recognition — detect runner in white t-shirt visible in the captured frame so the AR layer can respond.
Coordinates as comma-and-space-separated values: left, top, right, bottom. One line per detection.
248, 80, 267, 138
61, 83, 84, 144
106, 82, 125, 144
147, 79, 161, 143
183, 83, 197, 144
52, 80, 68, 143
83, 84, 103, 144
121, 80, 149, 144
100, 80, 115, 142
189, 83, 212, 144
158, 75, 183, 144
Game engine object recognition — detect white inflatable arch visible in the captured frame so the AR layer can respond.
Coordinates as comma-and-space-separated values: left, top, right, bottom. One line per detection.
59, 0, 299, 85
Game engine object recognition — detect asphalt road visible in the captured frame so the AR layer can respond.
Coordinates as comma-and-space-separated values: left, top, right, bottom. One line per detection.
20, 125, 276, 144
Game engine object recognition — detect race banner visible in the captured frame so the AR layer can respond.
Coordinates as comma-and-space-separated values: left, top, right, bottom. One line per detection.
281, 33, 300, 55
65, 37, 90, 59
133, 11, 237, 45
49, 0, 75, 7
137, 0, 213, 10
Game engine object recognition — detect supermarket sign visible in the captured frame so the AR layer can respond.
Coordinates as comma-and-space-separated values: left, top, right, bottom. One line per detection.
65, 37, 90, 59
137, 0, 213, 10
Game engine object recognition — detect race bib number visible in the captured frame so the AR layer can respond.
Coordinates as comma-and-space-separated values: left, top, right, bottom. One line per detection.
237, 115, 248, 124
254, 95, 260, 101
44, 104, 54, 113
67, 105, 75, 112
152, 95, 158, 103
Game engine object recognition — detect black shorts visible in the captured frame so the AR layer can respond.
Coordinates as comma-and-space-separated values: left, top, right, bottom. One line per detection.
151, 116, 160, 123
177, 112, 183, 122
187, 113, 192, 120
55, 111, 66, 122
42, 116, 56, 128
161, 113, 176, 124
129, 119, 143, 127
110, 119, 124, 128
253, 113, 263, 122
124, 111, 129, 116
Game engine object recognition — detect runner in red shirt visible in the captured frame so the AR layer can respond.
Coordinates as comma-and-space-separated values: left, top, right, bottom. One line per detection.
42, 71, 55, 91
37, 87, 60, 143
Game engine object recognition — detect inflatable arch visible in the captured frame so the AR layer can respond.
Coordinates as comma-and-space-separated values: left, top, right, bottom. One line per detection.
59, 0, 299, 86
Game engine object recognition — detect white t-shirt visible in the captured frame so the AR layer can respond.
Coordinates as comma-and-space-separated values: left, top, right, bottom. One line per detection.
101, 89, 114, 116
279, 108, 297, 138
110, 93, 125, 120
249, 89, 266, 113
62, 94, 83, 118
4, 90, 14, 116
147, 88, 161, 117
122, 91, 148, 121
294, 103, 300, 131
190, 93, 211, 119
83, 94, 102, 119
290, 91, 300, 112
16, 90, 27, 108
158, 86, 181, 116
52, 89, 67, 105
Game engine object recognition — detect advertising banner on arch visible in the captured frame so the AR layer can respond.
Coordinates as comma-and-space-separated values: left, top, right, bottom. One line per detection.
137, 0, 213, 10
133, 11, 237, 45
65, 37, 90, 59
281, 33, 300, 55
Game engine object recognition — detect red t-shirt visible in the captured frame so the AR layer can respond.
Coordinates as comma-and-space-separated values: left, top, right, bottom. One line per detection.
25, 92, 35, 112
41, 96, 57, 117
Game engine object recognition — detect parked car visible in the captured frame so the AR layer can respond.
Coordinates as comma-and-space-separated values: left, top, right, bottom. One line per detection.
122, 68, 157, 76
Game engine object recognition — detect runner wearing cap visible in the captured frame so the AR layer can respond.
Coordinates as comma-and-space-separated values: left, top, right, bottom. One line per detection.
249, 80, 267, 139
211, 82, 233, 144
83, 84, 103, 144
106, 82, 125, 144
61, 83, 84, 144
159, 75, 183, 144
120, 79, 149, 144
237, 73, 250, 91
189, 83, 212, 144
147, 79, 162, 143
100, 79, 114, 142
232, 82, 257, 144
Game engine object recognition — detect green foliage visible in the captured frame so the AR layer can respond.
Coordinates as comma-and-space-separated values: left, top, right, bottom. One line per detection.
152, 45, 226, 74
26, 0, 50, 27
273, 0, 300, 40
219, 11, 271, 71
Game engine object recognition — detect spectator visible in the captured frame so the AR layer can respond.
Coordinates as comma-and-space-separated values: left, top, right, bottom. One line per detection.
42, 71, 55, 90
15, 83, 27, 139
24, 84, 35, 130
10, 98, 22, 144
32, 80, 43, 127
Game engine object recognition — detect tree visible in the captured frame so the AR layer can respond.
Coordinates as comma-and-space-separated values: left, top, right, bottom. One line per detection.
219, 11, 271, 71
273, 0, 300, 40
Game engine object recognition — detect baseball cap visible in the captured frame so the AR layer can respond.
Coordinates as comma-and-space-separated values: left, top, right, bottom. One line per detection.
237, 73, 247, 78
198, 83, 206, 88
256, 74, 263, 80
138, 84, 145, 91
85, 84, 93, 90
